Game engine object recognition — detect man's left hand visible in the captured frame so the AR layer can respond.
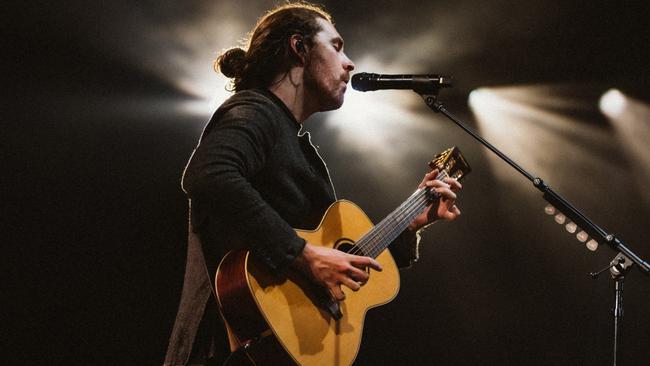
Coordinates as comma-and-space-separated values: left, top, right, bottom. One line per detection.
408, 169, 462, 231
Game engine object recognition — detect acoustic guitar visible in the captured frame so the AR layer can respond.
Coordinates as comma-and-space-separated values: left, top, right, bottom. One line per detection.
215, 147, 471, 365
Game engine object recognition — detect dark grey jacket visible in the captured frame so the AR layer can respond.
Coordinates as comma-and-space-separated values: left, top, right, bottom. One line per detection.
164, 89, 419, 365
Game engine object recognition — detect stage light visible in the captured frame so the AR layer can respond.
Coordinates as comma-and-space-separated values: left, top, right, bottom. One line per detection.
468, 89, 487, 110
100, 2, 261, 118
468, 84, 628, 210
600, 89, 650, 205
178, 97, 223, 116
599, 89, 626, 118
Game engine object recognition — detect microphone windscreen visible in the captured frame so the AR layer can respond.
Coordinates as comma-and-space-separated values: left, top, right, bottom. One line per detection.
351, 73, 375, 91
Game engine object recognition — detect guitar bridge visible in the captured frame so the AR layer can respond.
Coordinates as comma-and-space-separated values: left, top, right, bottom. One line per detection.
315, 287, 343, 320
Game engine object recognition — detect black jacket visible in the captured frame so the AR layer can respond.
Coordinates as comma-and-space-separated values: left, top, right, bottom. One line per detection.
164, 89, 419, 365
183, 89, 337, 277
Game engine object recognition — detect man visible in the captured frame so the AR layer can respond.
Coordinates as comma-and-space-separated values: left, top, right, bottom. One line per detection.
164, 3, 462, 365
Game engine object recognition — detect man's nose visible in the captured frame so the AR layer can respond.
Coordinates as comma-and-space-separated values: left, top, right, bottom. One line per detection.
343, 54, 355, 71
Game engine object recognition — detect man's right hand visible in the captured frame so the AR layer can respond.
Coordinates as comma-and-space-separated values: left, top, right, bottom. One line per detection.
291, 243, 382, 301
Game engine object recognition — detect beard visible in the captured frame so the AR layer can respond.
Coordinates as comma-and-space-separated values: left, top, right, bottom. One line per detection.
303, 59, 345, 112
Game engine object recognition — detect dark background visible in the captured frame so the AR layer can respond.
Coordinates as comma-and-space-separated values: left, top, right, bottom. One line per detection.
4, 1, 650, 365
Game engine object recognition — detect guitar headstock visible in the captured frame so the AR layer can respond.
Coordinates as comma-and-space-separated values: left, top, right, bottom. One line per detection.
428, 146, 471, 182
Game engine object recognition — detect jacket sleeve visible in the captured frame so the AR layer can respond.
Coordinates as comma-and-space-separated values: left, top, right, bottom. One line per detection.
389, 229, 421, 268
181, 104, 305, 274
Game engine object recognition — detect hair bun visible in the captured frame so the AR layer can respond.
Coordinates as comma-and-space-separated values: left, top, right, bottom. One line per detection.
216, 47, 246, 78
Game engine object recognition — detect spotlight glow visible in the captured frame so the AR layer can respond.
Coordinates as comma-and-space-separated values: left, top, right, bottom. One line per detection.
600, 89, 650, 204
599, 89, 626, 117
322, 56, 436, 171
468, 84, 624, 207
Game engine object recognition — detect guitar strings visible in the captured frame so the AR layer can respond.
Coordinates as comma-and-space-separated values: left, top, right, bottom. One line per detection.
362, 175, 443, 258
346, 171, 443, 257
364, 192, 430, 258
360, 169, 450, 258
357, 190, 429, 257
346, 170, 447, 257
352, 188, 429, 258
346, 171, 449, 258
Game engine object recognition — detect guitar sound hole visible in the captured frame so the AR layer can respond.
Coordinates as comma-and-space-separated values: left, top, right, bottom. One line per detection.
335, 238, 361, 254
334, 238, 370, 273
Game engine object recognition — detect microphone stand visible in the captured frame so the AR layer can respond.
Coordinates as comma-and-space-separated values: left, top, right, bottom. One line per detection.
416, 89, 649, 274
414, 88, 649, 365
591, 253, 634, 366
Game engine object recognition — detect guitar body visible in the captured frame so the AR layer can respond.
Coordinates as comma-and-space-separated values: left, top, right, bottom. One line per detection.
215, 200, 400, 366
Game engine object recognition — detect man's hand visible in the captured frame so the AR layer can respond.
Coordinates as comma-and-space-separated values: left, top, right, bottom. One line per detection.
292, 243, 382, 301
408, 169, 463, 231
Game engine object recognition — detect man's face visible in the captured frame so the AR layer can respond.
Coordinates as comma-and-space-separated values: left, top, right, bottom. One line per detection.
304, 18, 355, 111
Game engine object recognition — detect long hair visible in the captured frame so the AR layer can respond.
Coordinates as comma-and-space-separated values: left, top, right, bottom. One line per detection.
215, 2, 332, 92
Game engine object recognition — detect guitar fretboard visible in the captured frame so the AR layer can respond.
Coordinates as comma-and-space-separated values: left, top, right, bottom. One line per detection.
347, 171, 449, 258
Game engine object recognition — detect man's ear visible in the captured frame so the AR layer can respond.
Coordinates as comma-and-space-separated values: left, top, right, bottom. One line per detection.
290, 34, 306, 64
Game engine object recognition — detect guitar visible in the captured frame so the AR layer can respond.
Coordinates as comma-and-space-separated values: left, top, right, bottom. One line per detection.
215, 147, 471, 365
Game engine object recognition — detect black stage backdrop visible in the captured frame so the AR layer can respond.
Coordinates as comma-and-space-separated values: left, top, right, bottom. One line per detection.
4, 1, 650, 365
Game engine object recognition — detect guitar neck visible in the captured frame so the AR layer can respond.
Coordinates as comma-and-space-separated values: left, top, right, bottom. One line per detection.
353, 171, 448, 258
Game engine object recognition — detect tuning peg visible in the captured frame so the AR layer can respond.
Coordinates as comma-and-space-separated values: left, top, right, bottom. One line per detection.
554, 213, 566, 224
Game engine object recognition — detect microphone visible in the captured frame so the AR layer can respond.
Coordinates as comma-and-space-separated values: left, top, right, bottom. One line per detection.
351, 72, 453, 92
